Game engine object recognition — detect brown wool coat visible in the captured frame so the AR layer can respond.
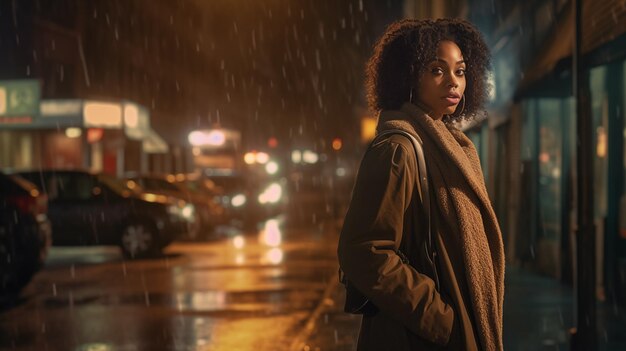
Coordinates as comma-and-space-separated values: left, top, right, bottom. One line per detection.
337, 103, 504, 351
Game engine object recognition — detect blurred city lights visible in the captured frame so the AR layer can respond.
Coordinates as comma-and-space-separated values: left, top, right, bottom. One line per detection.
302, 150, 319, 164
244, 152, 256, 164
291, 150, 302, 163
207, 130, 226, 146
235, 253, 246, 265
233, 235, 245, 249
188, 130, 226, 146
83, 102, 123, 128
265, 248, 284, 265
258, 183, 282, 204
332, 138, 343, 151
123, 104, 139, 128
65, 127, 82, 138
231, 194, 247, 207
259, 219, 282, 247
86, 128, 103, 143
255, 152, 270, 164
265, 161, 279, 175
188, 131, 208, 146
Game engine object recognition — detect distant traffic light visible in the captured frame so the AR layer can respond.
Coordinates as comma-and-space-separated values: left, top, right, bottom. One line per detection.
332, 138, 342, 151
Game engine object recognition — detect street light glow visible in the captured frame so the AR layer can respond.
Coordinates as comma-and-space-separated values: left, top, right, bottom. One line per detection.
255, 152, 269, 164
265, 161, 279, 175
302, 150, 319, 164
244, 152, 256, 164
65, 127, 82, 138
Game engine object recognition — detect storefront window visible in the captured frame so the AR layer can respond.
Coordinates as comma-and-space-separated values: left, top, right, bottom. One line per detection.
590, 66, 608, 220
517, 100, 539, 264
537, 99, 563, 241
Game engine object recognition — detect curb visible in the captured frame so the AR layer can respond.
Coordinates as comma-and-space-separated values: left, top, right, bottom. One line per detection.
289, 270, 340, 351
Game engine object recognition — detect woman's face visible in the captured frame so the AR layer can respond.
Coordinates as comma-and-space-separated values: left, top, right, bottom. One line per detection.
415, 40, 466, 120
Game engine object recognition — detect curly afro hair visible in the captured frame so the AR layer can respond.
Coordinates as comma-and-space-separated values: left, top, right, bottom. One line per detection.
365, 18, 491, 122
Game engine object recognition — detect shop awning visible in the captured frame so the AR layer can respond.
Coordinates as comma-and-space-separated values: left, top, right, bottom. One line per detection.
143, 129, 169, 154
515, 1, 573, 100
515, 0, 626, 100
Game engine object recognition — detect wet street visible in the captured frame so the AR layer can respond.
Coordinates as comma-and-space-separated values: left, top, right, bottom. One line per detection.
0, 217, 340, 351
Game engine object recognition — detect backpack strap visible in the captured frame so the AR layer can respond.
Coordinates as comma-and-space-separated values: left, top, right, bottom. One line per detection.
372, 129, 439, 290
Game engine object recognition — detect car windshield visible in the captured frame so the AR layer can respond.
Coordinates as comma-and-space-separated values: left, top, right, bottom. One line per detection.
178, 178, 217, 195
99, 174, 145, 195
207, 176, 249, 193
137, 178, 181, 192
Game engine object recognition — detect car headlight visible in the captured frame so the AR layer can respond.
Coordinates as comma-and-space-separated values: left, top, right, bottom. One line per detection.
168, 203, 195, 221
258, 183, 282, 204
231, 194, 247, 207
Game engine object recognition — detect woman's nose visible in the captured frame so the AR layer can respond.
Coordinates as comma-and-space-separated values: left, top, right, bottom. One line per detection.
447, 75, 459, 88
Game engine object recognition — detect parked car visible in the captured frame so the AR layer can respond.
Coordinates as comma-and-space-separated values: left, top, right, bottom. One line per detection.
17, 170, 194, 258
125, 173, 224, 240
0, 172, 52, 297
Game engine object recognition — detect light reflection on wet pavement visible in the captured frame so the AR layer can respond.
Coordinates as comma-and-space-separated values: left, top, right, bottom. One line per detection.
0, 218, 340, 351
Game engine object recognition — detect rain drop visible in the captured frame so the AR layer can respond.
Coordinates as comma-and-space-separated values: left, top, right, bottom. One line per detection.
315, 50, 321, 71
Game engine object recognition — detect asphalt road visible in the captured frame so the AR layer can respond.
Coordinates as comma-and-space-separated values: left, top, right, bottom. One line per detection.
0, 217, 341, 351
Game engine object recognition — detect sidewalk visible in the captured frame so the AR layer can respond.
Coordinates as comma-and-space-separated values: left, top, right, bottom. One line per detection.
300, 265, 626, 351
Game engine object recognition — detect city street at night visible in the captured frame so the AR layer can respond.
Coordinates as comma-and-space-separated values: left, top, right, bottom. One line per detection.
2, 0, 626, 350
0, 217, 341, 351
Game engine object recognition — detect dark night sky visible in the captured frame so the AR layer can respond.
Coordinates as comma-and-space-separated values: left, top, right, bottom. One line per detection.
166, 0, 405, 149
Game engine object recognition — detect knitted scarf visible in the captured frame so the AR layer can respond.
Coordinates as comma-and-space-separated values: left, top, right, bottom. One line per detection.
378, 103, 505, 351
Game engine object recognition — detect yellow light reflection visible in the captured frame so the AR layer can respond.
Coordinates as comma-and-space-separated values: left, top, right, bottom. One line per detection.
142, 193, 168, 203
259, 219, 282, 247
143, 193, 158, 202
264, 248, 283, 265
76, 343, 114, 351
233, 235, 245, 249
235, 253, 246, 265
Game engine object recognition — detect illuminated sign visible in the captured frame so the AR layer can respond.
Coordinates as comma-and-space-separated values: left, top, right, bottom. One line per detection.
0, 79, 40, 118
83, 101, 123, 128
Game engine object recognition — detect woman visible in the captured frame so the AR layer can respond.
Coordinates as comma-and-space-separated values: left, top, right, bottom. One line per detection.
337, 18, 505, 351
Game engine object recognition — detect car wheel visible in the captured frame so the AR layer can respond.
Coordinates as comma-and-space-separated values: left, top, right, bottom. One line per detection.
120, 220, 158, 259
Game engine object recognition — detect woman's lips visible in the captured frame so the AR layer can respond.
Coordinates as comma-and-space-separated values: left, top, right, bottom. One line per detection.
444, 96, 461, 105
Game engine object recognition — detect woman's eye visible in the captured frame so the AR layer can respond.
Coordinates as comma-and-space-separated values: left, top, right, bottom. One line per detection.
456, 69, 466, 76
431, 68, 443, 75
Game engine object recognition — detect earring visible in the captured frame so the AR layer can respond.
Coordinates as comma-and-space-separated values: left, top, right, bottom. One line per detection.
409, 88, 414, 103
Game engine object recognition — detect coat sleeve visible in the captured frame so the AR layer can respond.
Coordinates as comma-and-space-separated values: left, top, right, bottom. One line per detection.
337, 136, 454, 346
